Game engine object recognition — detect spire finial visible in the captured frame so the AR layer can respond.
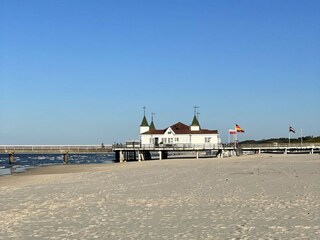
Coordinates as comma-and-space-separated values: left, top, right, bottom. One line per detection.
151, 112, 155, 121
194, 106, 199, 116
143, 106, 146, 116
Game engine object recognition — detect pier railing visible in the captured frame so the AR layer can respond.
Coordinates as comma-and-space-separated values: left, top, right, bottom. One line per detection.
113, 143, 222, 150
0, 145, 113, 154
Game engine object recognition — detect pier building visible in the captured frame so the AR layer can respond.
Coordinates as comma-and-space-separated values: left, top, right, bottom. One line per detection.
140, 113, 221, 149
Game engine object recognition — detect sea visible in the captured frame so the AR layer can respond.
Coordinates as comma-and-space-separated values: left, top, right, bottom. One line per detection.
0, 153, 115, 176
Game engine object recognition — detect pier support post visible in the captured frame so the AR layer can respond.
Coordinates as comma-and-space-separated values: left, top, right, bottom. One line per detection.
284, 148, 288, 154
63, 153, 69, 164
141, 151, 146, 161
159, 151, 162, 160
119, 151, 125, 163
162, 151, 168, 159
8, 152, 15, 164
115, 151, 125, 162
221, 150, 224, 158
196, 151, 199, 159
310, 148, 314, 154
138, 151, 141, 161
230, 150, 235, 157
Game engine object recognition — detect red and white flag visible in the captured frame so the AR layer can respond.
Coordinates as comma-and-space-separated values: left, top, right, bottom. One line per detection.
229, 129, 237, 134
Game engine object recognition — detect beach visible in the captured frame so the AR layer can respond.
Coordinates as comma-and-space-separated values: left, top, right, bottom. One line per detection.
0, 154, 319, 239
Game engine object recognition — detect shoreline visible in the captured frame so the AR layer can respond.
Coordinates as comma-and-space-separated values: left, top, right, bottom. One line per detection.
1, 152, 317, 177
1, 153, 318, 184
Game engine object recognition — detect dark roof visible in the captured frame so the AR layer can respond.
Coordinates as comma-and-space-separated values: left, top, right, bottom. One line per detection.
142, 129, 166, 135
191, 115, 200, 127
170, 122, 191, 134
141, 122, 218, 135
140, 116, 149, 127
149, 121, 156, 130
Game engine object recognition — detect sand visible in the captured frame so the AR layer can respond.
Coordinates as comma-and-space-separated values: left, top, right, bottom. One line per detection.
0, 154, 319, 239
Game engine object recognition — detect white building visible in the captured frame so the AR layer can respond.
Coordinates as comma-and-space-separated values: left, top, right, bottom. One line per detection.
140, 114, 221, 148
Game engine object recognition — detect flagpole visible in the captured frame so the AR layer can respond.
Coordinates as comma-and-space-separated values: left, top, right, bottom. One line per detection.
234, 124, 236, 149
289, 131, 291, 147
301, 129, 303, 147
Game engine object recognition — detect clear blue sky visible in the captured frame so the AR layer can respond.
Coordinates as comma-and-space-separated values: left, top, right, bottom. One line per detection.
1, 0, 319, 144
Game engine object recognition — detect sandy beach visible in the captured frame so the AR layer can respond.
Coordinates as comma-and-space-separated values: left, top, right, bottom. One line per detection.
0, 154, 319, 239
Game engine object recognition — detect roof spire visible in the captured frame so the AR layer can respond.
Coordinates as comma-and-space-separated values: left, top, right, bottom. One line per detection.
191, 106, 200, 130
150, 112, 156, 130
140, 106, 149, 127
191, 115, 200, 127
194, 106, 199, 116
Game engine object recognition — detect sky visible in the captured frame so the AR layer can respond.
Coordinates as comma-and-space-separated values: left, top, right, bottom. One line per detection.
0, 0, 319, 144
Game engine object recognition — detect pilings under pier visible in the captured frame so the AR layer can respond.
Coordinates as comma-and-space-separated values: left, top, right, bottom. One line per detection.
114, 150, 169, 162
8, 152, 15, 164
158, 151, 168, 160
7, 152, 70, 165
63, 153, 69, 164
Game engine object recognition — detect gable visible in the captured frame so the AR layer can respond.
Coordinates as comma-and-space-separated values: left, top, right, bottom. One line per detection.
164, 127, 175, 136
170, 122, 190, 133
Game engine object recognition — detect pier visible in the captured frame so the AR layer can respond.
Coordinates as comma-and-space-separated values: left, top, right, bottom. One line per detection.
240, 143, 320, 155
113, 141, 225, 162
1, 143, 319, 165
0, 145, 112, 164
113, 142, 320, 162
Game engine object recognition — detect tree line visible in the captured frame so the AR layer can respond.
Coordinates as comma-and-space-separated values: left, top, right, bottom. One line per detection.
240, 136, 320, 144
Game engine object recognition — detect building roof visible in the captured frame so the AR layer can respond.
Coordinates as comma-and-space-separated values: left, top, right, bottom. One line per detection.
141, 122, 218, 135
140, 116, 149, 127
149, 121, 156, 130
191, 115, 200, 127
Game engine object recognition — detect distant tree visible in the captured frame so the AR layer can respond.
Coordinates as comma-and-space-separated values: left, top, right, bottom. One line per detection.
240, 136, 320, 144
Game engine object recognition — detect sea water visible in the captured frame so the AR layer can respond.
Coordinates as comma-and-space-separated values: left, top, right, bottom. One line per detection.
0, 153, 115, 176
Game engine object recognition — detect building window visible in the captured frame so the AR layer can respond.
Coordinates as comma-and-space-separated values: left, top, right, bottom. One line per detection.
162, 138, 167, 144
205, 137, 211, 143
168, 138, 173, 143
175, 138, 179, 142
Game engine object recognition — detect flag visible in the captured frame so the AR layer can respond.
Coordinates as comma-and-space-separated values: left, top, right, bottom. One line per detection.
289, 126, 296, 133
229, 129, 237, 134
235, 124, 245, 133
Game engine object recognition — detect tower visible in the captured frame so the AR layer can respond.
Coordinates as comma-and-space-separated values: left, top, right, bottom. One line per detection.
149, 112, 156, 131
190, 106, 200, 131
140, 107, 150, 134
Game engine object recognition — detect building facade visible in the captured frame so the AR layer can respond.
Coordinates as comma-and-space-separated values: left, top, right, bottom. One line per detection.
140, 114, 221, 148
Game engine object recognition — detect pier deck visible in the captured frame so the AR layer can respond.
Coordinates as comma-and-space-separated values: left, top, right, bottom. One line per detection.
113, 143, 320, 162
0, 145, 112, 164
0, 145, 113, 154
1, 143, 319, 164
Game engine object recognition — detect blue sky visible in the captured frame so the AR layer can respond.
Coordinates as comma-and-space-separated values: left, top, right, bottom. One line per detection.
1, 0, 319, 144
